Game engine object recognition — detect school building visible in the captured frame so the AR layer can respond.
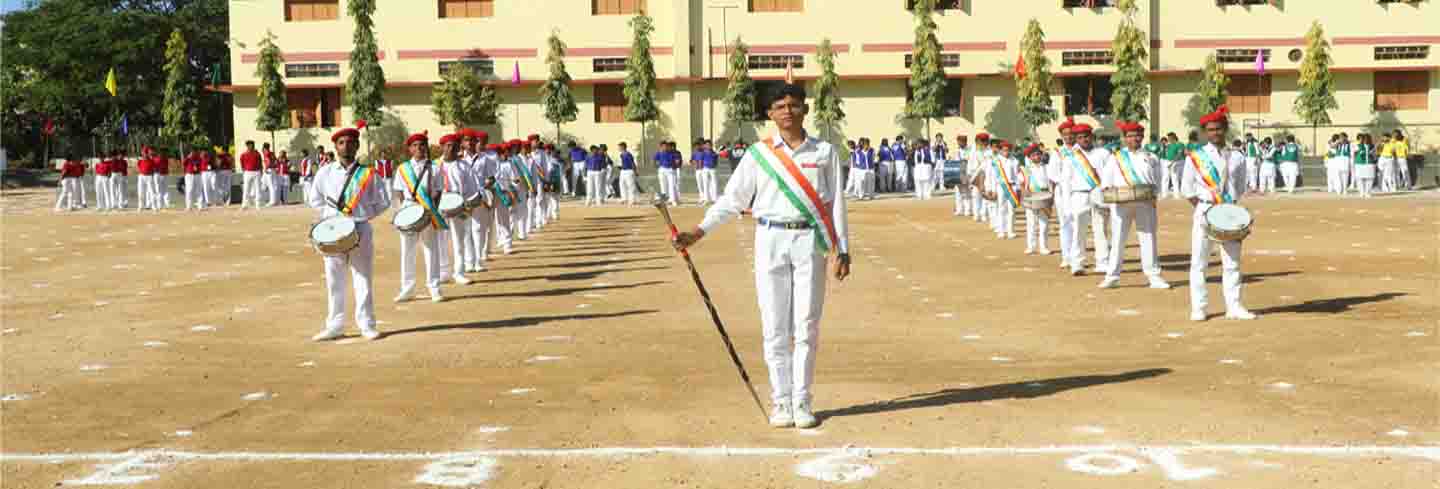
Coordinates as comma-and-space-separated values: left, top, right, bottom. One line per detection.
224, 0, 1438, 162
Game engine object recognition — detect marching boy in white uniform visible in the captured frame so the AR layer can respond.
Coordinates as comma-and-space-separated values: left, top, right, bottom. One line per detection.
307, 127, 391, 341
987, 140, 1019, 239
1058, 123, 1111, 276
1017, 144, 1052, 255
1098, 122, 1170, 290
436, 133, 475, 286
969, 134, 992, 223
674, 84, 851, 430
1184, 106, 1256, 322
1049, 121, 1077, 269
952, 135, 971, 216
393, 132, 448, 304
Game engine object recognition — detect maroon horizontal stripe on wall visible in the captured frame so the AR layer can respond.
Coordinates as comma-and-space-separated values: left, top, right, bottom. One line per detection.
395, 48, 538, 60
863, 42, 1006, 53
569, 47, 674, 57
240, 51, 382, 63
1173, 37, 1305, 48
1333, 35, 1440, 46
709, 43, 852, 55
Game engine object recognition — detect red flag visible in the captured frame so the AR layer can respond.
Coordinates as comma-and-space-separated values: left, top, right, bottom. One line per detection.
42, 118, 56, 136
1014, 53, 1027, 80
355, 119, 368, 130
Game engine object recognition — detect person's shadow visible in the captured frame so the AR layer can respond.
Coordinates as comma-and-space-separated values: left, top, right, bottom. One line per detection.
383, 309, 658, 337
1254, 292, 1407, 315
816, 368, 1172, 421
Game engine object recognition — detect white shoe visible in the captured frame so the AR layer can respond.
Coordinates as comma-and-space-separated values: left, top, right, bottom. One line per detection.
1006, 234, 1017, 239
1024, 248, 1035, 255
793, 400, 818, 429
1190, 309, 1208, 322
359, 326, 382, 341
1097, 278, 1119, 289
1039, 248, 1053, 256
1225, 308, 1257, 320
393, 290, 414, 303
769, 403, 794, 428
1148, 279, 1172, 289
453, 275, 472, 285
311, 326, 344, 342
430, 292, 445, 303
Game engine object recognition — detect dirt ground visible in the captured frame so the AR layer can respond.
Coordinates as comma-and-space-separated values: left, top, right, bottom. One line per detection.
1, 186, 1436, 488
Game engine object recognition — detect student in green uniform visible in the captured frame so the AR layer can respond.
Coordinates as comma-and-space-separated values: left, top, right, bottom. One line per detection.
1162, 132, 1185, 199
1278, 135, 1303, 194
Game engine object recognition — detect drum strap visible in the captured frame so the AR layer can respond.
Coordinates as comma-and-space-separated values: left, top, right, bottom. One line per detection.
991, 159, 1020, 207
340, 165, 375, 215
1064, 148, 1101, 190
400, 161, 448, 230
1187, 150, 1233, 204
326, 163, 361, 214
1118, 149, 1145, 186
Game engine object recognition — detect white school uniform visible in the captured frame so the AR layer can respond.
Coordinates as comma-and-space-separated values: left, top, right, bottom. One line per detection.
1183, 143, 1250, 316
1099, 148, 1165, 284
307, 160, 391, 336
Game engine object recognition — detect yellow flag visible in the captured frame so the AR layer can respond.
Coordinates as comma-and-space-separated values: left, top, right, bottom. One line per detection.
104, 68, 118, 97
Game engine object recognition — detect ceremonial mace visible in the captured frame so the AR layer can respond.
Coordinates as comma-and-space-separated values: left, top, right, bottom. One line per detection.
652, 194, 768, 421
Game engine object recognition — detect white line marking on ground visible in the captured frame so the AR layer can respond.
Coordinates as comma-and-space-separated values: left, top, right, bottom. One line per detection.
190, 325, 216, 332
1405, 331, 1428, 337
1219, 359, 1243, 365
79, 364, 109, 372
475, 426, 510, 434
1, 394, 33, 402
525, 355, 566, 363
1074, 426, 1106, 434
796, 452, 878, 483
240, 392, 274, 401
143, 341, 168, 348
538, 336, 572, 342
1387, 429, 1410, 438
506, 388, 536, 395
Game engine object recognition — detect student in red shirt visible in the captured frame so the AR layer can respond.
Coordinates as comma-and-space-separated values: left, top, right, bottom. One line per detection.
269, 149, 291, 205
239, 140, 263, 209
155, 148, 173, 208
183, 150, 207, 210
110, 151, 130, 209
137, 147, 156, 210
55, 155, 86, 211
260, 143, 278, 206
215, 147, 235, 206
93, 153, 114, 210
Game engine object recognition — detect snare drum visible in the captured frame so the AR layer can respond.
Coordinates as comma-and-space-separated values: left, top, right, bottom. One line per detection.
392, 205, 431, 234
309, 216, 360, 256
464, 189, 492, 210
1204, 203, 1253, 242
1022, 192, 1054, 210
1101, 184, 1158, 204
438, 192, 468, 218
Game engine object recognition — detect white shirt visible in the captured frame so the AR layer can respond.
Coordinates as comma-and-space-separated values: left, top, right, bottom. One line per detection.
1182, 143, 1247, 204
1020, 162, 1051, 192
1100, 147, 1162, 189
307, 161, 391, 222
700, 133, 850, 254
392, 159, 441, 204
984, 155, 1018, 192
1059, 145, 1110, 192
435, 158, 474, 196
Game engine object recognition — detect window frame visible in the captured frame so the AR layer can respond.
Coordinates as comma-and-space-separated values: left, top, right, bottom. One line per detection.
1374, 45, 1429, 61
594, 83, 628, 124
1062, 75, 1115, 116
284, 0, 340, 22
1061, 0, 1112, 8
1226, 74, 1273, 114
287, 87, 342, 129
749, 0, 804, 13
905, 0, 963, 10
592, 57, 628, 73
1060, 50, 1114, 66
1215, 48, 1271, 64
285, 63, 341, 78
1374, 70, 1430, 112
592, 0, 647, 15
437, 0, 494, 19
438, 59, 495, 77
904, 53, 961, 68
748, 54, 805, 71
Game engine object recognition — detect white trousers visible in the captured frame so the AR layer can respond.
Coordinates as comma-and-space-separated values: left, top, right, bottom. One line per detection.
467, 208, 491, 266
324, 222, 377, 330
992, 196, 1014, 236
491, 205, 513, 254
184, 174, 207, 209
697, 168, 719, 203
620, 169, 638, 204
446, 216, 473, 278
1105, 203, 1161, 280
218, 171, 233, 204
398, 226, 443, 295
1379, 157, 1398, 192
1065, 191, 1110, 273
1259, 163, 1278, 193
585, 171, 605, 206
531, 187, 547, 228
111, 175, 128, 208
1025, 208, 1051, 252
1190, 203, 1244, 313
1281, 162, 1300, 193
1245, 157, 1260, 191
264, 171, 282, 206
94, 175, 113, 209
1162, 160, 1183, 198
877, 164, 892, 192
159, 175, 171, 207
511, 198, 530, 240
201, 171, 218, 205
754, 226, 827, 405
971, 187, 987, 222
55, 177, 82, 210
135, 175, 153, 209
1397, 157, 1411, 189
1056, 198, 1073, 265
659, 168, 680, 204
857, 169, 875, 199
242, 171, 262, 208
914, 178, 934, 200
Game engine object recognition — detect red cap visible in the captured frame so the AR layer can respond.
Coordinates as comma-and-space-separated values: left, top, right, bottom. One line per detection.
1023, 144, 1042, 156
330, 128, 360, 143
1198, 105, 1230, 127
1116, 121, 1145, 134
439, 133, 461, 145
976, 133, 991, 141
1000, 141, 1013, 149
405, 131, 429, 147
474, 130, 489, 142
509, 139, 523, 147
459, 128, 476, 140
1058, 117, 1076, 132
1070, 123, 1094, 134
545, 144, 555, 150
527, 134, 541, 141
485, 144, 500, 151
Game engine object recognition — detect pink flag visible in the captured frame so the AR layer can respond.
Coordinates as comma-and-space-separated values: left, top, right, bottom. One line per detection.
511, 61, 521, 86
1254, 50, 1265, 75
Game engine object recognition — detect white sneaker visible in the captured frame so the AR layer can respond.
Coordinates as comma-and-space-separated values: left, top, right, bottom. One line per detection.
311, 326, 344, 342
393, 290, 414, 303
1190, 309, 1208, 322
430, 293, 445, 303
359, 326, 382, 341
769, 403, 794, 428
793, 400, 818, 429
1040, 248, 1053, 255
1148, 279, 1172, 289
1024, 248, 1036, 255
1097, 278, 1119, 289
1225, 308, 1257, 320
453, 275, 473, 285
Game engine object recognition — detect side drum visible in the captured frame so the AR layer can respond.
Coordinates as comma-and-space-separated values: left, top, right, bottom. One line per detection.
309, 216, 360, 256
1204, 203, 1253, 242
392, 205, 431, 234
1101, 184, 1158, 204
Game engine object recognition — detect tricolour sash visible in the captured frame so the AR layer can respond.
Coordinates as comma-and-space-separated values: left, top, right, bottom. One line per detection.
1020, 164, 1048, 193
1118, 149, 1146, 186
510, 158, 534, 194
748, 138, 840, 254
340, 165, 375, 215
992, 159, 1020, 207
1064, 148, 1101, 190
398, 161, 448, 230
1187, 150, 1232, 204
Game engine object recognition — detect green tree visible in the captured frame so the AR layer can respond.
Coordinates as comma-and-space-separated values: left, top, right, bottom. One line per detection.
811, 38, 846, 144
539, 31, 579, 142
431, 64, 488, 130
1185, 53, 1231, 130
1015, 19, 1058, 133
905, 0, 948, 136
253, 30, 288, 149
722, 37, 757, 136
346, 0, 386, 126
1294, 21, 1339, 128
476, 85, 502, 125
1108, 0, 1150, 122
623, 13, 660, 161
161, 28, 204, 151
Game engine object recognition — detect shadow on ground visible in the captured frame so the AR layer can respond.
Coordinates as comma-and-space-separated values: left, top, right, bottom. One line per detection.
817, 368, 1173, 421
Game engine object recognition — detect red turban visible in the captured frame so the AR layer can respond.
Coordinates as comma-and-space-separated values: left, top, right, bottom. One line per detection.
1023, 144, 1042, 156
1199, 105, 1230, 127
1058, 117, 1076, 132
976, 133, 991, 141
1116, 121, 1145, 134
527, 134, 541, 141
485, 144, 501, 151
473, 130, 490, 142
330, 128, 360, 143
438, 133, 461, 146
1070, 123, 1094, 134
404, 131, 429, 147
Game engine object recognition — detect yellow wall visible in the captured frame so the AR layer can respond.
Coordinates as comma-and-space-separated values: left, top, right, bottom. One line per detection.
228, 0, 1440, 162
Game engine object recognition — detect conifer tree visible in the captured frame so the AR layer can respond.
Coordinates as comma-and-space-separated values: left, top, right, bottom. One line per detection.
905, 0, 948, 136
623, 13, 659, 161
253, 30, 288, 149
811, 38, 846, 143
162, 28, 204, 151
346, 0, 386, 125
540, 31, 579, 141
1015, 19, 1058, 132
722, 37, 757, 136
1108, 0, 1150, 122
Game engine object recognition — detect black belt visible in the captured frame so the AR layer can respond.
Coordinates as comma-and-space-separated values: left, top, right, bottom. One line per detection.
757, 217, 812, 230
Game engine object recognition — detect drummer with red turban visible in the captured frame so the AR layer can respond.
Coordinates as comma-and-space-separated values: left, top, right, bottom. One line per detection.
1097, 121, 1170, 290
1183, 106, 1255, 321
307, 126, 392, 342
